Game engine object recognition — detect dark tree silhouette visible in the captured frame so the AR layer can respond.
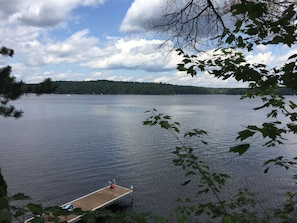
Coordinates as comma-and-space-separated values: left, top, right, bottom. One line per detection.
0, 46, 24, 118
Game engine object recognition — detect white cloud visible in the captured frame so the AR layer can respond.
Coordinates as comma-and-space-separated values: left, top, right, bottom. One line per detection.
1, 0, 105, 27
246, 51, 276, 65
13, 29, 99, 67
256, 44, 269, 52
246, 46, 297, 69
81, 37, 180, 72
152, 70, 248, 88
0, 0, 106, 54
4, 24, 182, 83
120, 0, 164, 33
54, 70, 92, 81
10, 62, 42, 82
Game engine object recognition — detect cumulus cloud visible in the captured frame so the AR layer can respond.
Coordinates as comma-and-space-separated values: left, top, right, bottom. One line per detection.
1, 0, 179, 78
152, 70, 248, 88
246, 51, 276, 66
120, 0, 164, 33
1, 0, 105, 28
44, 30, 99, 63
81, 37, 180, 72
246, 46, 297, 68
4, 22, 181, 83
256, 44, 269, 52
0, 0, 107, 53
14, 28, 179, 73
14, 29, 99, 67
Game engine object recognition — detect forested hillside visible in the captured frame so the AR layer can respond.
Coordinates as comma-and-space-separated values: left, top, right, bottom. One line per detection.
24, 80, 295, 95
25, 80, 216, 94
54, 80, 210, 94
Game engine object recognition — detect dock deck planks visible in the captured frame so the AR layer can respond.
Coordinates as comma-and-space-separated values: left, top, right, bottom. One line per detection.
66, 185, 133, 211
25, 184, 133, 223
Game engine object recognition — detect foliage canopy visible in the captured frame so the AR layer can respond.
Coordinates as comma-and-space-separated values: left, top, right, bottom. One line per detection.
152, 0, 297, 155
0, 46, 24, 118
144, 0, 297, 222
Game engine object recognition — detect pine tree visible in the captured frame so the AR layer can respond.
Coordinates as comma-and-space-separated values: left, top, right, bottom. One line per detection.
0, 46, 24, 118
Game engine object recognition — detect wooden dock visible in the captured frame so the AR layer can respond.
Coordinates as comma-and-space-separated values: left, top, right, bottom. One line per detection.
26, 184, 133, 223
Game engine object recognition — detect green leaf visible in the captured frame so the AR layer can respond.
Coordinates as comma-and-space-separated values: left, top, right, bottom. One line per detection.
289, 100, 297, 109
229, 144, 250, 155
159, 120, 171, 129
177, 63, 186, 71
246, 28, 258, 35
231, 4, 247, 15
222, 215, 234, 223
176, 48, 184, 55
142, 120, 152, 126
236, 129, 255, 141
226, 34, 235, 44
27, 203, 44, 215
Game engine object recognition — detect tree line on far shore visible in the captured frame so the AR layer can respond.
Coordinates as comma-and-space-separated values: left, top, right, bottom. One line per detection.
24, 80, 296, 95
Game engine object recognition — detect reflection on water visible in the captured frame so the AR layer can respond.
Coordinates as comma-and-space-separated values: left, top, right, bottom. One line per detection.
0, 94, 296, 218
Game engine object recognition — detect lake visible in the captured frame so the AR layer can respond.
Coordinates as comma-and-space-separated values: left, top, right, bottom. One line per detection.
1, 94, 296, 220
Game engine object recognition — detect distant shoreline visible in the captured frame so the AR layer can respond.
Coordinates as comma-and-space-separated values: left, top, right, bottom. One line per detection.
24, 80, 296, 95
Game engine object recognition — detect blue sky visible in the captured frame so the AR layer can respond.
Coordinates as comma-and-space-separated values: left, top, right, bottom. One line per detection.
0, 0, 296, 88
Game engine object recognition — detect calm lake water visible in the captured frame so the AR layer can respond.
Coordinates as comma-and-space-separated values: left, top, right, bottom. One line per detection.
1, 94, 296, 220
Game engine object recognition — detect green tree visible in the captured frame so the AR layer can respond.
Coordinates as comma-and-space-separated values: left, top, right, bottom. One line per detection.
34, 78, 57, 95
0, 46, 24, 118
